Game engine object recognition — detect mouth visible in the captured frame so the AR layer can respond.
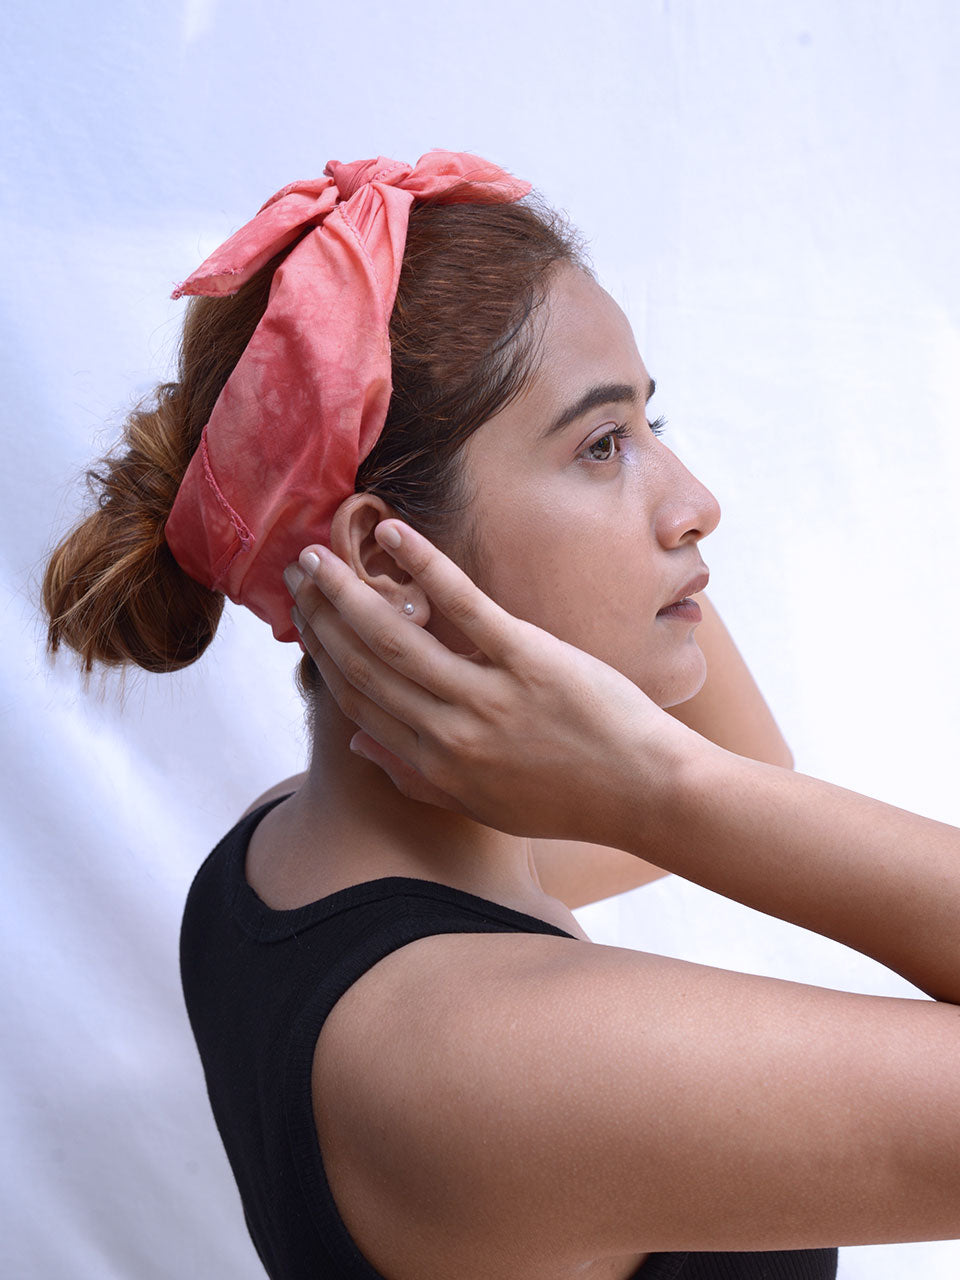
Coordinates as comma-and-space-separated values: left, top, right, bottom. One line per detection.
656, 598, 703, 622
656, 568, 709, 621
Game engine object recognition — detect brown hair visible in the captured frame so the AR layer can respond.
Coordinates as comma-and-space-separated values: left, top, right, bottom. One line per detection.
41, 187, 592, 714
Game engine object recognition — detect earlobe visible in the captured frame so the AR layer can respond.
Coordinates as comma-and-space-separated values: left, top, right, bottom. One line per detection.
328, 493, 431, 625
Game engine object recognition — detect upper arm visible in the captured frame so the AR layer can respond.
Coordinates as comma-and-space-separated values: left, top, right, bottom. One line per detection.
532, 837, 668, 909
335, 934, 960, 1268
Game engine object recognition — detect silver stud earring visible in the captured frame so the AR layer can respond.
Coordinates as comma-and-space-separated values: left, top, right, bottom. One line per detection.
403, 601, 415, 615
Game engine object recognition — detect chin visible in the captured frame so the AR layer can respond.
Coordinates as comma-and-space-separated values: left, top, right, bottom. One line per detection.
639, 646, 708, 710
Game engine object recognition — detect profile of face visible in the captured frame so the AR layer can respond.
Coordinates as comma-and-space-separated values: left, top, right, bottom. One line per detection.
331, 263, 722, 710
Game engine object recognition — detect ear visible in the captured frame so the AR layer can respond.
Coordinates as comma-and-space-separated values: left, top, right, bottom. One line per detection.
328, 494, 431, 625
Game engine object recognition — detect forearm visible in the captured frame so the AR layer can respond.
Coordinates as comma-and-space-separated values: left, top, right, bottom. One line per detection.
626, 741, 960, 1003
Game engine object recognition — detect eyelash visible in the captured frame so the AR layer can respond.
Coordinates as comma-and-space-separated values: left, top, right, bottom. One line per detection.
583, 415, 668, 462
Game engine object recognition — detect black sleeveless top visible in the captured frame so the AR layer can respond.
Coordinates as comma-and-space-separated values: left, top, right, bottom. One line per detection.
180, 795, 838, 1280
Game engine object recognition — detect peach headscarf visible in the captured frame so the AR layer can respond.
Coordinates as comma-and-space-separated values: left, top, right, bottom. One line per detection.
163, 149, 531, 643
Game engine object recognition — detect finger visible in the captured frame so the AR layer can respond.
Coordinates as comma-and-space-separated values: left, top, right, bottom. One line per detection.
349, 731, 470, 815
291, 601, 434, 770
295, 608, 477, 815
297, 543, 489, 708
372, 520, 519, 665
291, 562, 452, 732
283, 562, 305, 597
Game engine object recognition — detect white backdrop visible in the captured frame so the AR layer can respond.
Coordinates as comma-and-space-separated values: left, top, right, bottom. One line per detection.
4, 1, 959, 1276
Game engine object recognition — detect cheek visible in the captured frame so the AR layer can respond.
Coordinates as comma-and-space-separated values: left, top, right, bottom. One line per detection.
471, 478, 707, 707
479, 496, 658, 659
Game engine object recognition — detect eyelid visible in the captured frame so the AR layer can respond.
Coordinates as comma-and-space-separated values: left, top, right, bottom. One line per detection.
576, 419, 622, 450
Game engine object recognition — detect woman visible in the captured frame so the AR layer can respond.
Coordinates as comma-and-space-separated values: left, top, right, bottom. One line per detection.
40, 149, 958, 1279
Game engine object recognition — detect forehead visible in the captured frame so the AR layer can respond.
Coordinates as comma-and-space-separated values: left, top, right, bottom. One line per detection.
527, 265, 645, 406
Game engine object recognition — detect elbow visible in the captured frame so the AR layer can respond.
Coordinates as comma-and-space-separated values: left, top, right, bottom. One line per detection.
747, 739, 794, 771
775, 746, 796, 771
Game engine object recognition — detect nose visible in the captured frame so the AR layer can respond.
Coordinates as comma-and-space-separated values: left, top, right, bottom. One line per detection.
655, 451, 722, 548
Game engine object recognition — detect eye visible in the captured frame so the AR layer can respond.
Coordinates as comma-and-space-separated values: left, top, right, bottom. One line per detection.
581, 416, 668, 463
583, 424, 630, 462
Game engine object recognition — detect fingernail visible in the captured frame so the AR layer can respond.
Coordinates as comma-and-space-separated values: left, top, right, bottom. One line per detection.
376, 522, 402, 550
283, 565, 304, 594
300, 549, 322, 575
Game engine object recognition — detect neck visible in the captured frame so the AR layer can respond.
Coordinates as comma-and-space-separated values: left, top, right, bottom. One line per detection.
283, 694, 549, 913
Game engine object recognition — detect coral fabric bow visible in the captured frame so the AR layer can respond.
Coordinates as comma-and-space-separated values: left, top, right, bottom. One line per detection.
163, 149, 531, 643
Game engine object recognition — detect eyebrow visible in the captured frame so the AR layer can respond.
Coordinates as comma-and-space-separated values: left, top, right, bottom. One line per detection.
540, 377, 656, 441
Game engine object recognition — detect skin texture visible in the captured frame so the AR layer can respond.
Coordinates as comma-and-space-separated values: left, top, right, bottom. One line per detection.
246, 263, 723, 928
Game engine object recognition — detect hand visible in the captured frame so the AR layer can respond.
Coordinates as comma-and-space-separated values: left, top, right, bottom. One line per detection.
283, 521, 702, 847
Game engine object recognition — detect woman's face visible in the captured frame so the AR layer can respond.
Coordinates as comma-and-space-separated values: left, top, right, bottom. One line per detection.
451, 263, 722, 710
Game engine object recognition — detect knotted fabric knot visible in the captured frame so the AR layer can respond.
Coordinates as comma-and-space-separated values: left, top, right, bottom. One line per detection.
163, 149, 531, 643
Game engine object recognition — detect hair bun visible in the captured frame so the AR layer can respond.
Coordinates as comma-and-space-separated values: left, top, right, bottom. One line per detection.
42, 381, 224, 675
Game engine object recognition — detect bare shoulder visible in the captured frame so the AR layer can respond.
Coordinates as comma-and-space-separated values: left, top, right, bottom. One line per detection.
312, 930, 960, 1276
239, 771, 307, 821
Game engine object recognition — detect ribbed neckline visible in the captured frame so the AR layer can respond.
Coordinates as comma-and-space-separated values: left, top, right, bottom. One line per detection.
224, 794, 581, 944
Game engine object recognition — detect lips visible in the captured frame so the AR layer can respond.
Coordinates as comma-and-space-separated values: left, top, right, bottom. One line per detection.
658, 568, 710, 613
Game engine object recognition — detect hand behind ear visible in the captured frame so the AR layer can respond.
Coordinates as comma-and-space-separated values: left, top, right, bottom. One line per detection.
283, 558, 466, 812
283, 521, 701, 850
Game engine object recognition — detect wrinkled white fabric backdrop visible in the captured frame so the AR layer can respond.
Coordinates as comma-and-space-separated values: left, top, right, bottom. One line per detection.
3, 1, 959, 1276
